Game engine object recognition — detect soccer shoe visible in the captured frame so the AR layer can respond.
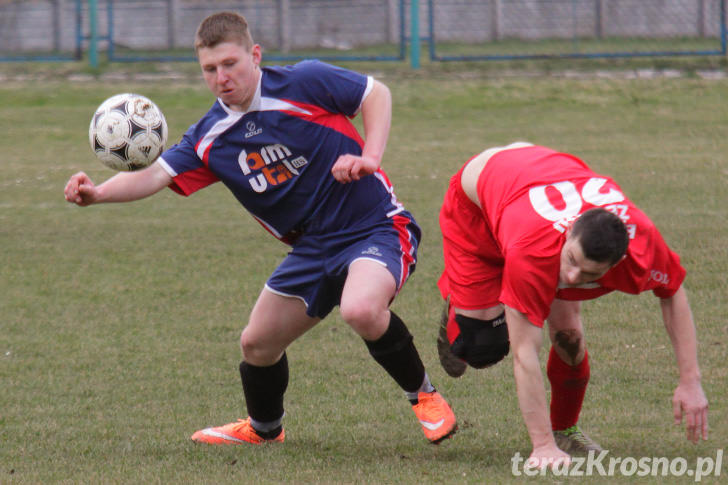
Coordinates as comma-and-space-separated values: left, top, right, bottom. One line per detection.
437, 302, 467, 378
190, 418, 285, 445
412, 391, 458, 444
553, 425, 602, 456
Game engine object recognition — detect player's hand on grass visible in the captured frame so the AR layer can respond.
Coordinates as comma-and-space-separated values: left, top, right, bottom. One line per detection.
64, 172, 99, 206
673, 380, 709, 443
331, 154, 379, 183
527, 445, 571, 472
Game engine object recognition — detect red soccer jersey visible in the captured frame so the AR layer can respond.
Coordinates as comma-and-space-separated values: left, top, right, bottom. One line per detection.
470, 145, 685, 327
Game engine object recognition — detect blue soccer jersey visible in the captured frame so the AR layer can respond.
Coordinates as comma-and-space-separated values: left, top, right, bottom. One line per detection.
157, 60, 419, 317
158, 60, 407, 243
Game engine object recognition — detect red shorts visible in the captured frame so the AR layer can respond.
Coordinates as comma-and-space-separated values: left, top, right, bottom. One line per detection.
437, 166, 504, 311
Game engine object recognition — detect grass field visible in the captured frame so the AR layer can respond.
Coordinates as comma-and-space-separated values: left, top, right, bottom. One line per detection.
1, 63, 726, 484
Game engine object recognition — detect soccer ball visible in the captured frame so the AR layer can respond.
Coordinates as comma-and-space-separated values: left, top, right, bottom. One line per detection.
89, 93, 168, 171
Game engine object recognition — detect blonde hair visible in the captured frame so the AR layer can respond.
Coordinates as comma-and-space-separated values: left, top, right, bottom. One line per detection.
194, 11, 254, 51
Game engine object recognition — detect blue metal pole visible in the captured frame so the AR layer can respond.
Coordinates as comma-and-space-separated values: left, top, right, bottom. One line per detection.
108, 0, 115, 61
410, 0, 420, 68
428, 0, 435, 61
399, 0, 406, 60
722, 0, 727, 55
89, 0, 98, 68
75, 0, 83, 60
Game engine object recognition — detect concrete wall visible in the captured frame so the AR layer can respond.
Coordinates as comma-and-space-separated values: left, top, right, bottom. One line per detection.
0, 0, 724, 54
431, 0, 724, 42
0, 0, 77, 51
102, 0, 400, 51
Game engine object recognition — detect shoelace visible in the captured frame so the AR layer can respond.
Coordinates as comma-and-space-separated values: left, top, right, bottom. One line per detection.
562, 426, 591, 445
417, 394, 444, 418
231, 419, 250, 433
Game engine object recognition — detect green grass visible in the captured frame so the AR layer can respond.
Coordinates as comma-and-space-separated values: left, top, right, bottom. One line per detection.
1, 64, 726, 484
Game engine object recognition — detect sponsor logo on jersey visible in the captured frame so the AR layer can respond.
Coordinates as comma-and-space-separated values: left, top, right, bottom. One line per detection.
649, 270, 669, 285
237, 144, 308, 193
361, 246, 383, 257
244, 121, 263, 138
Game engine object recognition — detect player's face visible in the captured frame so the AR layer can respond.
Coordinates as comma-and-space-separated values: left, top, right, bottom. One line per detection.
198, 41, 262, 112
559, 235, 613, 286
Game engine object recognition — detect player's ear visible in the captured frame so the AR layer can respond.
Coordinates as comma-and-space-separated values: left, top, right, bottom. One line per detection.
251, 44, 262, 64
608, 253, 627, 270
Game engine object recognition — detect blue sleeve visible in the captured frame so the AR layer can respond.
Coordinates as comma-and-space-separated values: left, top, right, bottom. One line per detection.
160, 124, 204, 175
282, 60, 369, 117
158, 122, 219, 195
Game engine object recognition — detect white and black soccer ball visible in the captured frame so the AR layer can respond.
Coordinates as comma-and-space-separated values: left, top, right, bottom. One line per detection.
89, 93, 168, 171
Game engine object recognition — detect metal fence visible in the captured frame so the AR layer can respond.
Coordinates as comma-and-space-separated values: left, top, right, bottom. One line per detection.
0, 0, 726, 65
428, 0, 727, 61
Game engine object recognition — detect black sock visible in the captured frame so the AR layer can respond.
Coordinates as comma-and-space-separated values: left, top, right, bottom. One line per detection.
239, 353, 288, 435
364, 311, 426, 400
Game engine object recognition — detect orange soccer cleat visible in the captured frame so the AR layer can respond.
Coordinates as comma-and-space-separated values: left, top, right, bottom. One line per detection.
412, 391, 458, 444
191, 418, 285, 445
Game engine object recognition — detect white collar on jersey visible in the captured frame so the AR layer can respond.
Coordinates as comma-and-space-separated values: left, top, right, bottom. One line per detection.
216, 72, 263, 116
215, 72, 312, 117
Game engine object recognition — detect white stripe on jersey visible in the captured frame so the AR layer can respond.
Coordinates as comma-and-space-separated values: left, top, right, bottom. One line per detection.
373, 172, 405, 218
195, 98, 308, 162
195, 110, 244, 160
258, 97, 312, 115
399, 224, 415, 289
264, 283, 309, 307
253, 214, 283, 238
355, 76, 374, 115
157, 157, 177, 177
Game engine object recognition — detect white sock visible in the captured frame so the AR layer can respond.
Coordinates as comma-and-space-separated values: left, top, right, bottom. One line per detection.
250, 415, 283, 432
405, 373, 435, 401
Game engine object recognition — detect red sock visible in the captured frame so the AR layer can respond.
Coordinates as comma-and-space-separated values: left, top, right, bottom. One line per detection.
547, 347, 589, 431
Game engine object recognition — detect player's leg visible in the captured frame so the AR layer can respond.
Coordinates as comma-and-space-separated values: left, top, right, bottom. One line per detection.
546, 298, 601, 454
191, 288, 319, 445
437, 165, 509, 376
339, 259, 457, 444
242, 287, 320, 366
338, 258, 394, 340
436, 300, 469, 377
438, 304, 510, 377
436, 235, 509, 376
340, 259, 423, 389
547, 299, 585, 366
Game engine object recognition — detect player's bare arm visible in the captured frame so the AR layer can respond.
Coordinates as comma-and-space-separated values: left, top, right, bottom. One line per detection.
64, 161, 172, 206
660, 285, 709, 442
331, 79, 391, 183
505, 306, 571, 468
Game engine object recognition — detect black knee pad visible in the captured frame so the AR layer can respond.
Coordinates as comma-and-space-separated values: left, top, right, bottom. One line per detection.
450, 312, 509, 368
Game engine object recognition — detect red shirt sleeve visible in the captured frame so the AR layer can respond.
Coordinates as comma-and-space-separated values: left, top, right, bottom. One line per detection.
630, 221, 686, 298
167, 165, 220, 196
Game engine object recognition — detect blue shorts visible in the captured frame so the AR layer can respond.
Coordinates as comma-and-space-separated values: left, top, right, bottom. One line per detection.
266, 211, 421, 318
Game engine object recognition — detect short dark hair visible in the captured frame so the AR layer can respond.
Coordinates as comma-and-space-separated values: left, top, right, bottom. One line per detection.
570, 208, 629, 265
194, 11, 254, 52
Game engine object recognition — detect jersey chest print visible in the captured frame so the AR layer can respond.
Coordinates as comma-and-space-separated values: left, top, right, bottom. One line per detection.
238, 143, 308, 193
